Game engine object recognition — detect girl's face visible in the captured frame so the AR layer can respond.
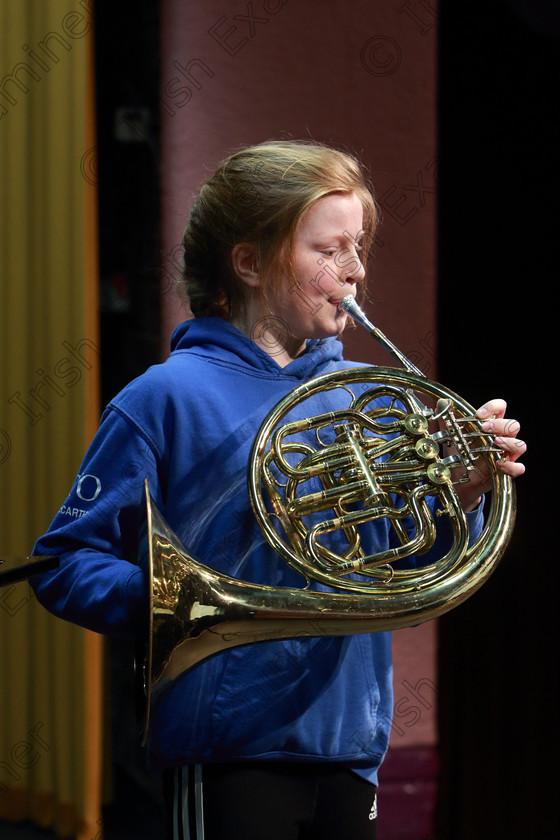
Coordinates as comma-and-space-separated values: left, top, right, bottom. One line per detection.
260, 191, 367, 363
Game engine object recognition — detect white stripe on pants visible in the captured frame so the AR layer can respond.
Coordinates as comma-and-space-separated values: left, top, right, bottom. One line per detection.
171, 765, 205, 840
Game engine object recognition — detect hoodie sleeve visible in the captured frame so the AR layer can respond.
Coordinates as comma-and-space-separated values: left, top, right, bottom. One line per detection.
30, 406, 164, 638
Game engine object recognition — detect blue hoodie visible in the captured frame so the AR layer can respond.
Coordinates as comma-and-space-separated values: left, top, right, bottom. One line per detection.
31, 317, 482, 783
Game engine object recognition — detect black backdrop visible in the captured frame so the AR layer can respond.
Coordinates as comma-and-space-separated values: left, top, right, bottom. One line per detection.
437, 1, 559, 837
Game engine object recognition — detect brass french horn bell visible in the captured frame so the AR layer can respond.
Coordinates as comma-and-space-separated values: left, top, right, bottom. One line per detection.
138, 296, 515, 743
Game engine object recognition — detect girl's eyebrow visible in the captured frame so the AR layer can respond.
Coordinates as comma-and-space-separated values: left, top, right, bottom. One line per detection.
314, 230, 363, 245
343, 228, 366, 243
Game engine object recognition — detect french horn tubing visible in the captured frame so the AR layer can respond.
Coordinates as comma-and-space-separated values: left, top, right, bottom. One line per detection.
138, 296, 515, 742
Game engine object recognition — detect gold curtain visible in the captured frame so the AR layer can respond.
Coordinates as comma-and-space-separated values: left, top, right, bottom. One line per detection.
0, 1, 102, 837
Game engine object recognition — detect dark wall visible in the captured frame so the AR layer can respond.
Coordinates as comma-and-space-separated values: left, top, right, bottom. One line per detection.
95, 0, 161, 408
437, 2, 558, 837
94, 3, 166, 837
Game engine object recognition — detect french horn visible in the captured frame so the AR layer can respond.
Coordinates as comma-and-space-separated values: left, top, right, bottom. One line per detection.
138, 296, 515, 742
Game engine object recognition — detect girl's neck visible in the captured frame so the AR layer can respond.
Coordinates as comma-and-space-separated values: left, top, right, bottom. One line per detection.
229, 299, 307, 368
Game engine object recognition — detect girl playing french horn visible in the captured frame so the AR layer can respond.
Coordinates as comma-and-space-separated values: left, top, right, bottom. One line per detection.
31, 140, 525, 839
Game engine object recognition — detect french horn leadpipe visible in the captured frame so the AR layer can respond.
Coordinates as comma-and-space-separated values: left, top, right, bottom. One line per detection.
139, 297, 515, 743
338, 295, 424, 375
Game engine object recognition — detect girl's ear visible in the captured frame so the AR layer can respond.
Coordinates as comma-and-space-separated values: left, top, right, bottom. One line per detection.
231, 243, 260, 288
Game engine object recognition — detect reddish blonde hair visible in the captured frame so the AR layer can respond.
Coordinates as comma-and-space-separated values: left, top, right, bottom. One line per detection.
180, 140, 378, 319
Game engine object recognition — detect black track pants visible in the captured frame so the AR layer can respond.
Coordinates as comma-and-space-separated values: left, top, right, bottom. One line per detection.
164, 762, 378, 840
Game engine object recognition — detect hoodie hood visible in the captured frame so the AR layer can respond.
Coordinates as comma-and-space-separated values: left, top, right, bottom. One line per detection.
169, 317, 345, 381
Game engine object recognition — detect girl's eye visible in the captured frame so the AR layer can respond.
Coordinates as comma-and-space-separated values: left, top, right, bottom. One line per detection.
322, 249, 337, 257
